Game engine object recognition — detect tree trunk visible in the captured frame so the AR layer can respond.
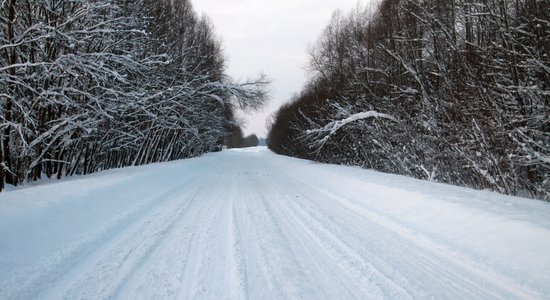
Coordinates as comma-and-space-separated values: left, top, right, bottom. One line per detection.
3, 0, 17, 186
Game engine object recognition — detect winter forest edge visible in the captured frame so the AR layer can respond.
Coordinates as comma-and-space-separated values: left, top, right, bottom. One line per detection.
0, 0, 268, 192
268, 0, 549, 200
1, 0, 548, 201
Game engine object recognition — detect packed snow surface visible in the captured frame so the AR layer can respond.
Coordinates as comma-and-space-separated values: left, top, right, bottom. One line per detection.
1, 147, 550, 299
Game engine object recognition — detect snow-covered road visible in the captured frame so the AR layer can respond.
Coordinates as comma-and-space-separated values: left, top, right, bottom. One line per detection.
1, 147, 550, 299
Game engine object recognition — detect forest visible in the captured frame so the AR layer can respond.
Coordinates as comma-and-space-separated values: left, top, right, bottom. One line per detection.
268, 0, 549, 200
0, 0, 267, 191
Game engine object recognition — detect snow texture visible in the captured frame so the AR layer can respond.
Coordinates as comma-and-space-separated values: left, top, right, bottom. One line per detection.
1, 147, 549, 299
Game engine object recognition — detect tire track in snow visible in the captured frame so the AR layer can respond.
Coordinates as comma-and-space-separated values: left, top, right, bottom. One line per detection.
42, 187, 196, 299
227, 195, 247, 300
4, 148, 549, 299
227, 164, 324, 300
36, 159, 222, 299
112, 181, 219, 299
174, 184, 233, 299
280, 170, 543, 299
320, 190, 542, 299
231, 178, 284, 299
118, 176, 227, 300
244, 187, 308, 299
268, 179, 413, 299
4, 168, 209, 300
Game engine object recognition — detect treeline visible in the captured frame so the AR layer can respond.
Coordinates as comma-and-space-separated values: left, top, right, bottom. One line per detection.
268, 0, 549, 199
226, 125, 259, 148
0, 0, 267, 191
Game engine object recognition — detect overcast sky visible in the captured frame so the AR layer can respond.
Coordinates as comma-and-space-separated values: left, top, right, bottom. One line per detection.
192, 0, 374, 137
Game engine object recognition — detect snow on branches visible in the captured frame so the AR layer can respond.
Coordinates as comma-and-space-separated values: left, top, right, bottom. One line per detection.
304, 111, 398, 150
0, 0, 268, 190
268, 0, 549, 200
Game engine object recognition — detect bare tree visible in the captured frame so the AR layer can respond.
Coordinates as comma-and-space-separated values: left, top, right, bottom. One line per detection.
0, 0, 269, 191
268, 0, 549, 200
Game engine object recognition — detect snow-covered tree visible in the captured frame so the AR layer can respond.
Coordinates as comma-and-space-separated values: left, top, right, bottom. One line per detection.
0, 0, 268, 191
268, 0, 548, 200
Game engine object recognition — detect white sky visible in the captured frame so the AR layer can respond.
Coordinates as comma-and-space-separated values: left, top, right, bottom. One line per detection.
192, 0, 374, 137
